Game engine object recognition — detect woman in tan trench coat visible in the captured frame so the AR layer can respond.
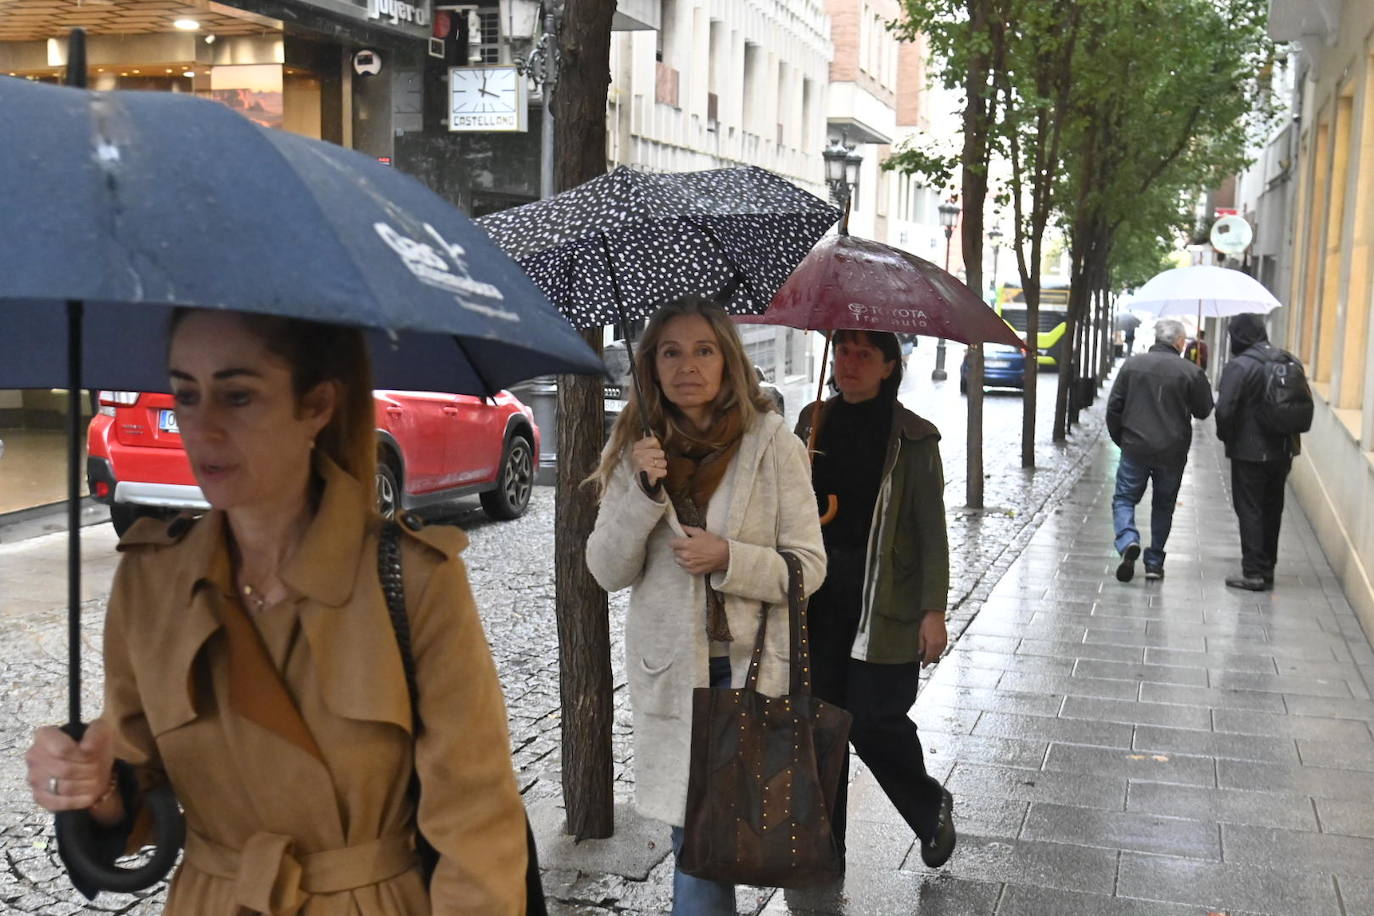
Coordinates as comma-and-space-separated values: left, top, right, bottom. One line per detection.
25, 308, 528, 914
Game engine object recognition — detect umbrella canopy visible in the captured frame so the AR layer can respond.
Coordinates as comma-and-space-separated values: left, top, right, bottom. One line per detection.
1, 67, 605, 896
475, 164, 840, 328
1113, 311, 1142, 331
0, 76, 604, 395
1127, 265, 1282, 318
743, 233, 1025, 349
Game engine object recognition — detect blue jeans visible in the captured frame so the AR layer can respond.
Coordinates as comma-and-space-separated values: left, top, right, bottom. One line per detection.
1112, 453, 1184, 570
670, 655, 736, 915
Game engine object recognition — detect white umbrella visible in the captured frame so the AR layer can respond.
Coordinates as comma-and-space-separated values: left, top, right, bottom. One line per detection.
1129, 265, 1281, 317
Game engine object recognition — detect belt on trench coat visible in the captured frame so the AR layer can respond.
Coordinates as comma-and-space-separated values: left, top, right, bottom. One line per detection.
184, 828, 419, 915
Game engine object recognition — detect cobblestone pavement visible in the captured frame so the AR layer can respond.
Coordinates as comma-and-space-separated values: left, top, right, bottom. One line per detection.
0, 343, 1109, 913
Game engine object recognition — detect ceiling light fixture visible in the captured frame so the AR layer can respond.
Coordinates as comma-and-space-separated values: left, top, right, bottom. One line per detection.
183, 71, 196, 78
173, 18, 200, 30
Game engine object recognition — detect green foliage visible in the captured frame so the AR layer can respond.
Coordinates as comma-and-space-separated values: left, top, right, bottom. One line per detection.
891, 0, 1277, 283
881, 135, 958, 189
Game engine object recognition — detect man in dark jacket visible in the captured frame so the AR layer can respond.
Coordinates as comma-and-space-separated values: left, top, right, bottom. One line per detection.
1107, 318, 1214, 582
1216, 313, 1298, 590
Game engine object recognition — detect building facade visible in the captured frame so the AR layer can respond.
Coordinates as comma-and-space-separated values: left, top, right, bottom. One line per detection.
1266, 0, 1374, 632
604, 0, 833, 384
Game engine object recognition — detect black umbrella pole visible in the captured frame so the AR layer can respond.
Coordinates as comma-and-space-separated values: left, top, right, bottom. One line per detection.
66, 301, 83, 731
64, 29, 87, 89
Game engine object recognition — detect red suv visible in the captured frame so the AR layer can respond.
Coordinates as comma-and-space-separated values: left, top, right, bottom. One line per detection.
88, 389, 539, 535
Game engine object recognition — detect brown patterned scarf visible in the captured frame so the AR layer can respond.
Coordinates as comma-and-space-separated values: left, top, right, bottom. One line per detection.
663, 410, 745, 642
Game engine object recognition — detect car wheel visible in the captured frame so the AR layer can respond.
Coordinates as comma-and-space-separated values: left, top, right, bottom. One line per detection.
110, 503, 162, 537
376, 462, 400, 520
959, 378, 968, 395
481, 435, 533, 520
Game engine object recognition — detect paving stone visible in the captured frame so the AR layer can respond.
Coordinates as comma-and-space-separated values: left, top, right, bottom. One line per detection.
972, 711, 1133, 749
1203, 636, 1342, 662
922, 663, 1005, 692
763, 869, 1002, 915
1295, 735, 1374, 771
914, 684, 1065, 718
1044, 741, 1216, 787
1133, 724, 1300, 764
949, 649, 1078, 678
1020, 801, 1220, 859
1221, 822, 1374, 879
994, 883, 1209, 916
1115, 851, 1341, 915
1218, 758, 1374, 800
1082, 628, 1207, 651
945, 762, 1125, 811
1282, 694, 1374, 721
1335, 874, 1374, 916
912, 834, 1118, 895
1144, 619, 1270, 640
919, 731, 1048, 771
1209, 669, 1356, 698
1144, 646, 1279, 673
997, 671, 1140, 701
1126, 780, 1320, 832
1212, 707, 1374, 742
1313, 797, 1374, 837
1138, 681, 1288, 712
1071, 657, 1209, 687
1060, 695, 1213, 730
911, 703, 982, 736
1016, 638, 1145, 664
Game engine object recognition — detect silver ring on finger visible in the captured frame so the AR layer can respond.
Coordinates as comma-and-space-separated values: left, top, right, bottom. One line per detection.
48, 776, 59, 796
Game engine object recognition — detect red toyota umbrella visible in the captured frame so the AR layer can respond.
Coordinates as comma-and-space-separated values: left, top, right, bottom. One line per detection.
744, 232, 1024, 347
742, 232, 1024, 522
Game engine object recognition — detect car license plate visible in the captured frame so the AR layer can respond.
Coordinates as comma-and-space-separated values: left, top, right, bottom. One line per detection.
158, 409, 180, 434
985, 359, 1010, 369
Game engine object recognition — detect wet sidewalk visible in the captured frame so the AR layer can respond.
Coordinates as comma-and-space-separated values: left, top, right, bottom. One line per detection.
766, 422, 1374, 915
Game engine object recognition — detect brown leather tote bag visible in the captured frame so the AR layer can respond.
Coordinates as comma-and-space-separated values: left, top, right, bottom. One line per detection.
678, 552, 852, 888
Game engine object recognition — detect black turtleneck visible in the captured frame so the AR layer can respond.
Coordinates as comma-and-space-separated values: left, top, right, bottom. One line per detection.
811, 395, 892, 551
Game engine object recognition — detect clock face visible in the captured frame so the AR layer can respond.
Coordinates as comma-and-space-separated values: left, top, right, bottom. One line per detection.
449, 66, 527, 132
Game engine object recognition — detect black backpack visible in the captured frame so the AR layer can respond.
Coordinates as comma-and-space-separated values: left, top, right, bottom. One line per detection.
1245, 344, 1313, 435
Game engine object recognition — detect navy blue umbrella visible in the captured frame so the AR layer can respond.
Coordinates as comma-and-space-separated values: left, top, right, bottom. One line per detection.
0, 49, 601, 897
0, 76, 603, 395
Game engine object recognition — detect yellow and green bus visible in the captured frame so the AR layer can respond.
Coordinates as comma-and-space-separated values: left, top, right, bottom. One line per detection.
996, 283, 1070, 367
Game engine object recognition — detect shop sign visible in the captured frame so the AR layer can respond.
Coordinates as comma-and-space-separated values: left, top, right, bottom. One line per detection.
366, 0, 431, 31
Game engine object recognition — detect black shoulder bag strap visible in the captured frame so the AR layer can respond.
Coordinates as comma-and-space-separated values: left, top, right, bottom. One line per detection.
378, 521, 548, 915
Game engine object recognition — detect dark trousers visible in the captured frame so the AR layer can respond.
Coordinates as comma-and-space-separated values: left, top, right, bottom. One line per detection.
1231, 458, 1291, 579
809, 548, 945, 849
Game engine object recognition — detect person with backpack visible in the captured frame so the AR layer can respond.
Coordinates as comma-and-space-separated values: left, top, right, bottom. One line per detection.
1215, 312, 1313, 591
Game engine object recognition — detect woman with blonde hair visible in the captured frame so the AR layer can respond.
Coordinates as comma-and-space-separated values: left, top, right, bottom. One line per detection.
586, 295, 826, 915
26, 308, 529, 913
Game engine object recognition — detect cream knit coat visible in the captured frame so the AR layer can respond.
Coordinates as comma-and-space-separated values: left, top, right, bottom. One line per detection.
585, 411, 826, 826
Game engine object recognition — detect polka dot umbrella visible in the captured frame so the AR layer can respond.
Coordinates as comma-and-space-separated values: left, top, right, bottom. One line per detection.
476, 165, 840, 331
476, 164, 839, 462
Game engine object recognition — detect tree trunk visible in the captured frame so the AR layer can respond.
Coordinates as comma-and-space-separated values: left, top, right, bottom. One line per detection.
552, 0, 615, 841
961, 0, 994, 510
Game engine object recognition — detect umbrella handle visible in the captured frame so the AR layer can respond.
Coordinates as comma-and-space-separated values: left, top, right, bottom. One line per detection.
819, 494, 838, 526
55, 725, 186, 896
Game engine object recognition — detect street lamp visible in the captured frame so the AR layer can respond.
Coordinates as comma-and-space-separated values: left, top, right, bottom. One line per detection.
511, 1, 559, 199
933, 199, 961, 380
822, 136, 861, 230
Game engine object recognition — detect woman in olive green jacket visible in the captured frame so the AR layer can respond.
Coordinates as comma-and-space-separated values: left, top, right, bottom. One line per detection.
795, 329, 956, 872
